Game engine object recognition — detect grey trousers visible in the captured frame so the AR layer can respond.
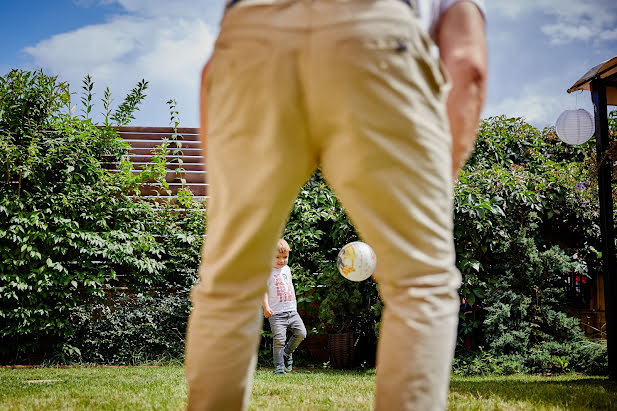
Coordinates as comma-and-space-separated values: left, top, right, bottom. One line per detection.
268, 311, 307, 367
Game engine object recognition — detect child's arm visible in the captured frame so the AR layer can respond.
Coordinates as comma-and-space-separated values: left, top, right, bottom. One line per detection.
262, 293, 273, 318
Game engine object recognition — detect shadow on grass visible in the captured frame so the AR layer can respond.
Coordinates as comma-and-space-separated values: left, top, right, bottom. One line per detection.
449, 376, 617, 409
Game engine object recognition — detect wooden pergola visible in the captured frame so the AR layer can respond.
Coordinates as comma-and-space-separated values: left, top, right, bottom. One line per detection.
568, 55, 617, 380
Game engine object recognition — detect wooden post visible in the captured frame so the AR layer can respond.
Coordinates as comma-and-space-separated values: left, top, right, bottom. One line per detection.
591, 79, 617, 380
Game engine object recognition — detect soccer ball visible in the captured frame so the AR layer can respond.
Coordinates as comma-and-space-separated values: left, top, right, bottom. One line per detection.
337, 241, 376, 282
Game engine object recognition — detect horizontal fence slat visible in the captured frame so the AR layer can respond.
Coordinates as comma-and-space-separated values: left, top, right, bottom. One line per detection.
123, 162, 206, 171
123, 154, 204, 163
140, 183, 208, 196
122, 139, 202, 148
116, 132, 200, 141
109, 169, 207, 183
139, 195, 209, 204
127, 147, 203, 155
110, 126, 200, 134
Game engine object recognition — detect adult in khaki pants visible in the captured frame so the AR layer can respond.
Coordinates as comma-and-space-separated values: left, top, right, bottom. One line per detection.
185, 0, 487, 410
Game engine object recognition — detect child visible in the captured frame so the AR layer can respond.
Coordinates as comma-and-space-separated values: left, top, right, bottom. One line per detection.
262, 239, 307, 375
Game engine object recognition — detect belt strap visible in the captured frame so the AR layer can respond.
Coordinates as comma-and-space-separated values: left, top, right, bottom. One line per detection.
227, 0, 414, 10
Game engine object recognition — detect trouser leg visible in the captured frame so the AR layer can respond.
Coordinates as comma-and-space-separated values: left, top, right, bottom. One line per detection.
308, 2, 460, 410
284, 312, 307, 355
268, 314, 287, 368
185, 18, 315, 411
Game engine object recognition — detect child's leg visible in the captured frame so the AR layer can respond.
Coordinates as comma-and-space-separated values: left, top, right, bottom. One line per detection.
284, 312, 307, 356
268, 314, 287, 369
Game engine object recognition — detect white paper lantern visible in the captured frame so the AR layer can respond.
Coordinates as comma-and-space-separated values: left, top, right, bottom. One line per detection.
555, 109, 594, 145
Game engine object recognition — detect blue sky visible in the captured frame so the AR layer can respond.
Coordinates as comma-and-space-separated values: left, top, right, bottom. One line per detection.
1, 0, 616, 129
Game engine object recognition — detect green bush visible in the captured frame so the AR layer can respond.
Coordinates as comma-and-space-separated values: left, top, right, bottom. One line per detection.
524, 340, 608, 375
66, 289, 191, 364
60, 199, 204, 365
1, 69, 610, 374
274, 116, 609, 373
453, 350, 526, 376
0, 69, 204, 363
454, 116, 604, 361
453, 340, 607, 376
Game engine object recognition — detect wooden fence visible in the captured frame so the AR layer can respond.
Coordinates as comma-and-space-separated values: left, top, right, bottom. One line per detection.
110, 126, 207, 200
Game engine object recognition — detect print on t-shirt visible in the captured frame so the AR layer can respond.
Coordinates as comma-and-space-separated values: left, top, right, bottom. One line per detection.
267, 266, 297, 314
274, 271, 296, 303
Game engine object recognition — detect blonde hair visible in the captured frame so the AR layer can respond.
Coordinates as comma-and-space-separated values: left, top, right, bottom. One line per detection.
277, 238, 291, 254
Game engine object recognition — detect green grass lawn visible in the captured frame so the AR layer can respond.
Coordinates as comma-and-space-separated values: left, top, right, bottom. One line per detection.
1, 366, 616, 410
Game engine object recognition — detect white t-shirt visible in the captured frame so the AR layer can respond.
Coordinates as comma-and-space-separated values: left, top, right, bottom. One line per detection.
416, 0, 486, 40
266, 265, 297, 314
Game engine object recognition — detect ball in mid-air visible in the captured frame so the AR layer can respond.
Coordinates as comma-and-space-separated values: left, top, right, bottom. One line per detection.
337, 241, 376, 282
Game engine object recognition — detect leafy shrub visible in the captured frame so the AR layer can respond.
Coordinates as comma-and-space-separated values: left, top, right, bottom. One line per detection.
270, 116, 608, 371
454, 116, 604, 358
2, 69, 610, 373
570, 340, 610, 375
453, 340, 607, 376
453, 349, 526, 376
524, 340, 608, 375
0, 69, 204, 363
66, 288, 191, 364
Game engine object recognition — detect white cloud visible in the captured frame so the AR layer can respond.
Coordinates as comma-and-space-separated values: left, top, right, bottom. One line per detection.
598, 28, 617, 42
490, 3, 525, 19
541, 24, 594, 45
485, 94, 560, 126
24, 17, 141, 71
491, 0, 617, 45
106, 0, 222, 19
492, 0, 598, 19
484, 87, 595, 129
23, 4, 217, 126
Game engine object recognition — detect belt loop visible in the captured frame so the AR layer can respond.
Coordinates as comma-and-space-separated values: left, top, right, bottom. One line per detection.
401, 0, 418, 12
401, 0, 418, 17
226, 0, 242, 10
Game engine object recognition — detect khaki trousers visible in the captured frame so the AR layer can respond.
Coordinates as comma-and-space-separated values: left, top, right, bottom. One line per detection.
186, 1, 461, 410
